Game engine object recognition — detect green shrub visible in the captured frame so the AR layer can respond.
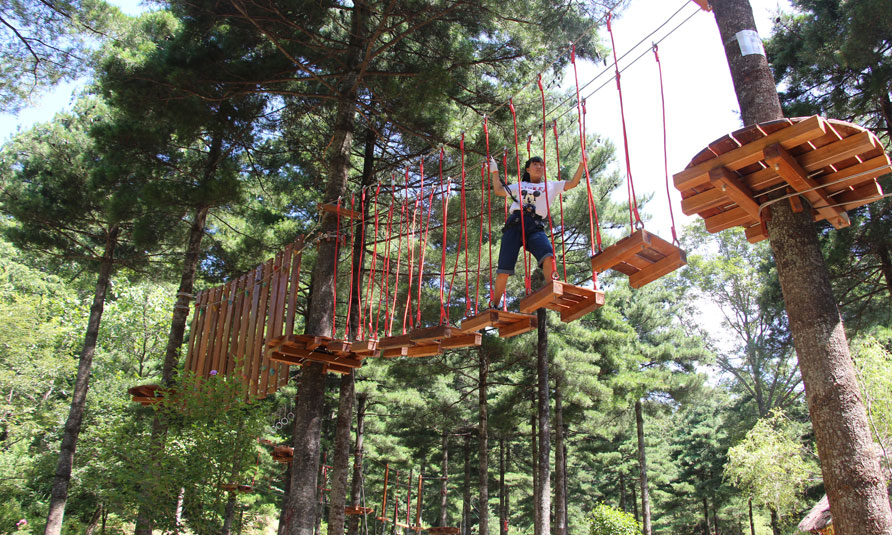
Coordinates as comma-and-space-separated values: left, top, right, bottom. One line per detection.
587, 504, 640, 535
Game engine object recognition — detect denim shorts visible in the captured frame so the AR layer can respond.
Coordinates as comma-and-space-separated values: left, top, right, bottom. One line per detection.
497, 213, 554, 275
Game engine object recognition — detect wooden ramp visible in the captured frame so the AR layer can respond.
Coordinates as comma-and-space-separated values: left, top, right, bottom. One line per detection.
674, 116, 889, 242
459, 309, 537, 338
127, 384, 164, 406
518, 280, 606, 322
590, 229, 687, 288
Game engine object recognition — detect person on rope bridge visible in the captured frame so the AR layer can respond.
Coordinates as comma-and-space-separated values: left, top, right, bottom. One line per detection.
489, 155, 584, 308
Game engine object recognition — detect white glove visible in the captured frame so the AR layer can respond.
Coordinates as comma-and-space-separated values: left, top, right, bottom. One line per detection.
488, 157, 498, 172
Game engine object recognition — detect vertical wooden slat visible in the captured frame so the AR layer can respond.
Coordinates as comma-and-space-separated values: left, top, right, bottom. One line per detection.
237, 267, 260, 384
226, 275, 247, 377
192, 287, 214, 378
209, 284, 229, 376
243, 265, 265, 397
260, 254, 283, 397
212, 281, 234, 376
269, 245, 293, 396
249, 260, 274, 398
204, 286, 224, 377
184, 290, 204, 373
285, 237, 305, 336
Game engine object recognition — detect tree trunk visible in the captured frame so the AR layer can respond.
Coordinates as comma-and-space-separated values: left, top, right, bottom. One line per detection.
536, 308, 550, 535
328, 372, 356, 535
634, 401, 651, 535
712, 498, 719, 535
462, 435, 471, 535
222, 493, 238, 535
554, 379, 566, 535
630, 478, 638, 522
876, 241, 892, 300
44, 225, 118, 535
504, 444, 510, 535
283, 2, 367, 534
279, 443, 294, 535
619, 471, 627, 513
702, 496, 711, 535
478, 350, 489, 535
747, 498, 755, 535
85, 504, 103, 535
440, 433, 449, 527
135, 201, 211, 535
531, 394, 538, 535
174, 487, 184, 533
768, 506, 780, 535
498, 438, 505, 535
711, 2, 892, 534
347, 394, 368, 535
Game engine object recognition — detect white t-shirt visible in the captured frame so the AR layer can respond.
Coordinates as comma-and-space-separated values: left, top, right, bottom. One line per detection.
506, 180, 566, 219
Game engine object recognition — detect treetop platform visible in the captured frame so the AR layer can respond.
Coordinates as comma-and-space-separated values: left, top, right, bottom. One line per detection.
674, 116, 889, 243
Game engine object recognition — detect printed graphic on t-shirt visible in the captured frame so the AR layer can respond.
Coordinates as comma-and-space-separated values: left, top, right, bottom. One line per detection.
507, 180, 565, 219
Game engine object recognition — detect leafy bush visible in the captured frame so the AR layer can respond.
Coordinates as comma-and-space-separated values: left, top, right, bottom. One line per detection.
587, 503, 640, 535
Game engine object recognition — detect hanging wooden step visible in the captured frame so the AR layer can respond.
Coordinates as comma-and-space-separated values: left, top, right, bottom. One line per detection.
344, 506, 374, 516
426, 528, 460, 535
268, 334, 363, 373
378, 333, 415, 350
382, 343, 441, 358
271, 445, 294, 464
459, 309, 537, 338
440, 332, 482, 350
518, 280, 606, 322
675, 116, 889, 243
127, 384, 164, 406
351, 338, 379, 357
590, 229, 687, 288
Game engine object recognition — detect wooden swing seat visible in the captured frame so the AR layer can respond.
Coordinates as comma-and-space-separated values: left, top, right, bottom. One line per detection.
518, 280, 606, 322
426, 528, 460, 535
271, 445, 294, 463
127, 384, 164, 406
268, 334, 363, 374
344, 506, 374, 516
674, 116, 889, 243
590, 229, 687, 288
459, 309, 537, 338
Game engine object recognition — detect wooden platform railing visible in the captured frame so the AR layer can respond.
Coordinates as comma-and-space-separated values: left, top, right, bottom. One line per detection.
184, 236, 305, 399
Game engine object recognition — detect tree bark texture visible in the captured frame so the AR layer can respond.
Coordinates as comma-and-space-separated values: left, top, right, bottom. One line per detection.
498, 438, 506, 535
711, 1, 892, 533
44, 225, 118, 535
284, 3, 367, 535
635, 401, 651, 535
536, 308, 550, 535
554, 379, 566, 535
478, 350, 489, 535
440, 433, 449, 527
619, 471, 627, 513
222, 493, 238, 535
328, 372, 356, 535
768, 506, 780, 535
462, 435, 471, 535
748, 498, 755, 535
701, 495, 711, 535
347, 393, 367, 535
531, 393, 539, 535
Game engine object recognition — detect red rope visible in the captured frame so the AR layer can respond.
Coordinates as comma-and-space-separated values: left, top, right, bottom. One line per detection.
439, 149, 450, 325
403, 167, 419, 333
653, 44, 679, 245
607, 12, 643, 231
474, 162, 485, 315
377, 196, 395, 338
483, 116, 494, 305
526, 134, 531, 159
357, 188, 366, 340
571, 44, 603, 256
460, 134, 470, 315
387, 195, 406, 337
508, 98, 532, 295
502, 149, 509, 224
416, 161, 437, 326
537, 73, 559, 279
331, 197, 342, 338
552, 120, 568, 280
366, 185, 380, 337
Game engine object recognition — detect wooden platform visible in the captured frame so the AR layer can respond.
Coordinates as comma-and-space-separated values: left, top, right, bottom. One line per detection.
344, 506, 374, 516
459, 309, 537, 338
518, 280, 606, 322
267, 334, 364, 374
590, 229, 687, 288
674, 116, 889, 243
271, 445, 294, 464
127, 384, 164, 406
320, 202, 362, 220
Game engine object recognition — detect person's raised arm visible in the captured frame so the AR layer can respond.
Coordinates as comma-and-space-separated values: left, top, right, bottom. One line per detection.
564, 160, 586, 191
490, 157, 507, 197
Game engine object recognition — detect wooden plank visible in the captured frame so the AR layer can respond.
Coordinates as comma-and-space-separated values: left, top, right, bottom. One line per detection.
320, 202, 363, 220
560, 291, 605, 323
189, 290, 210, 375
629, 250, 687, 288
327, 340, 352, 355
245, 263, 268, 397
499, 317, 537, 338
410, 325, 455, 343
225, 276, 245, 377
271, 346, 363, 369
518, 279, 565, 313
708, 167, 760, 220
674, 116, 826, 191
235, 270, 256, 382
192, 287, 214, 378
764, 143, 850, 229
704, 206, 757, 233
834, 181, 883, 211
285, 238, 305, 336
404, 343, 441, 357
352, 338, 379, 355
379, 333, 415, 349
797, 131, 877, 171
381, 346, 409, 358
261, 252, 285, 397
184, 289, 203, 374
820, 156, 891, 193
254, 259, 275, 397
216, 281, 236, 377
440, 333, 482, 349
459, 310, 498, 333
590, 229, 652, 273
269, 246, 290, 341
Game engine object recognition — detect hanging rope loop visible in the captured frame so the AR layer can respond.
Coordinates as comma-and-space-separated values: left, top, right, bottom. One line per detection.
652, 42, 680, 246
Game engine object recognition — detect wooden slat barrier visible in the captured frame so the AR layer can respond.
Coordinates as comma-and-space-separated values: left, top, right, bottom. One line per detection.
183, 236, 305, 399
